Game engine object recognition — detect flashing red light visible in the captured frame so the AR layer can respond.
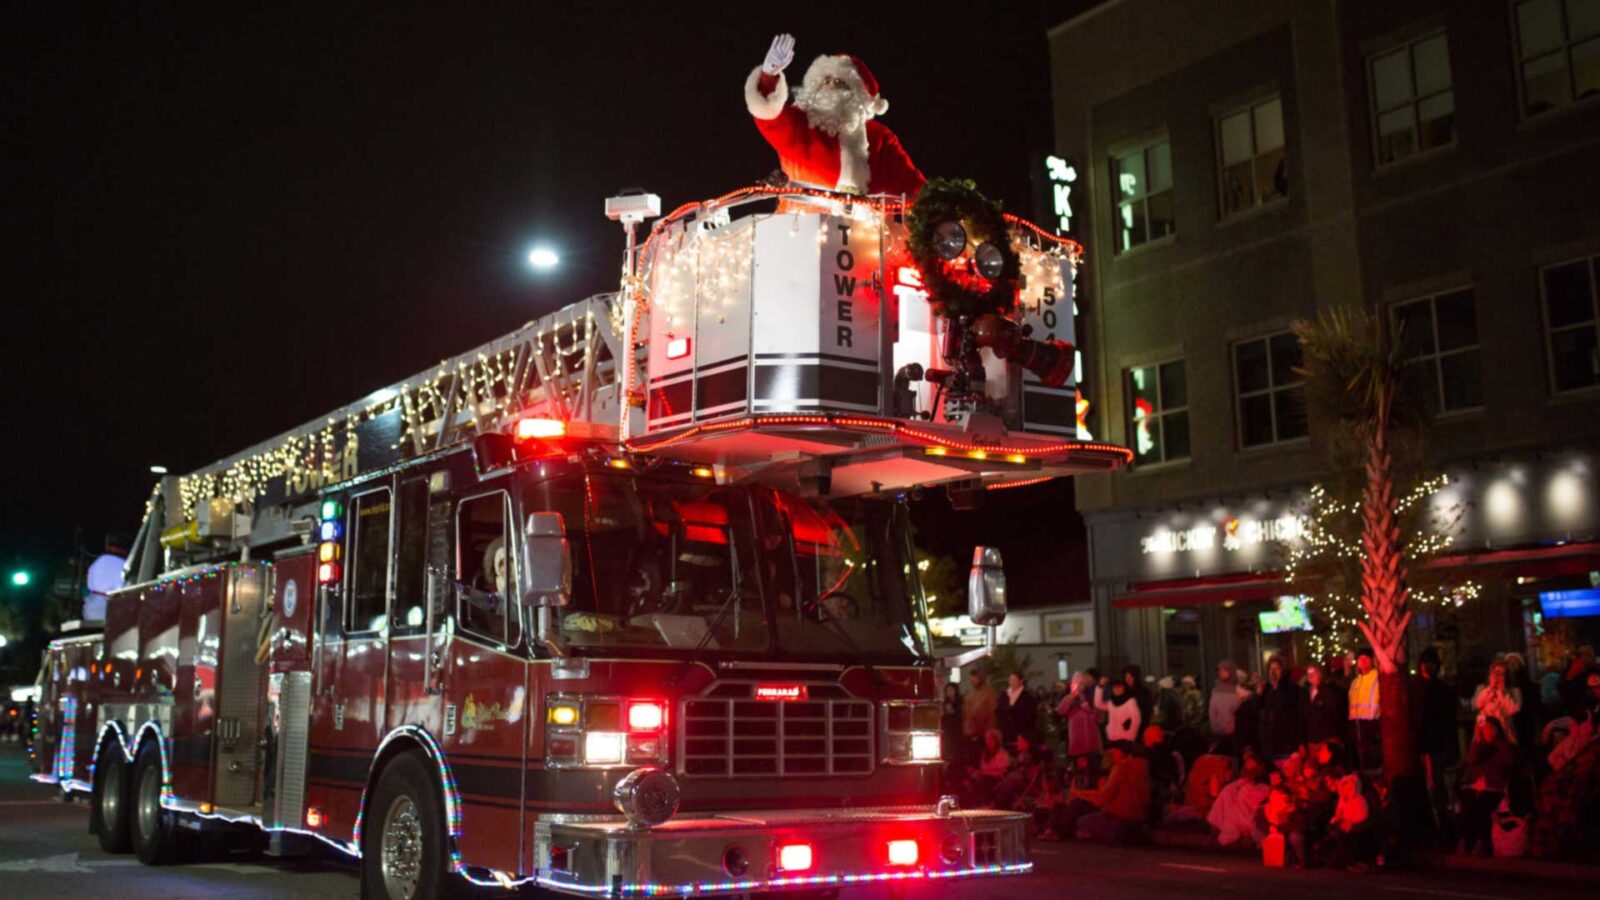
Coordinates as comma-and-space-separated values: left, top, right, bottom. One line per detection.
895, 266, 924, 288
666, 336, 692, 359
887, 839, 920, 866
754, 684, 807, 702
777, 842, 814, 872
626, 700, 665, 732
317, 561, 341, 584
305, 807, 324, 829
515, 417, 567, 441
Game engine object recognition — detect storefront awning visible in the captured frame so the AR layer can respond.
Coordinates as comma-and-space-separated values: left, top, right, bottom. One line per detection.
1113, 541, 1600, 610
1114, 572, 1290, 609
1420, 540, 1600, 579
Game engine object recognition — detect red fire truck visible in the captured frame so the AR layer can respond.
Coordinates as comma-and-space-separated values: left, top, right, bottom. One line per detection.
33, 184, 1128, 898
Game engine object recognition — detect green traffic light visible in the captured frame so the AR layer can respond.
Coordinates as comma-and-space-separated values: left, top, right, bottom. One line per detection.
9, 570, 28, 587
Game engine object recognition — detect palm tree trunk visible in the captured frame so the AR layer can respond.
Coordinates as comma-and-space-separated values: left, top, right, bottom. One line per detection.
1357, 384, 1419, 781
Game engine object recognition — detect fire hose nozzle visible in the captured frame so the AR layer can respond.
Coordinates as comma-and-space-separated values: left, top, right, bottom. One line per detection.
970, 314, 1076, 388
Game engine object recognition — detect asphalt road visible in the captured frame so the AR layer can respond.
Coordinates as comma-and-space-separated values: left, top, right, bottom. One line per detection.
0, 742, 1590, 899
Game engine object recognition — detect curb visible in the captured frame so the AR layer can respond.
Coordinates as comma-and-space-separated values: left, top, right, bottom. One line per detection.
1146, 828, 1596, 881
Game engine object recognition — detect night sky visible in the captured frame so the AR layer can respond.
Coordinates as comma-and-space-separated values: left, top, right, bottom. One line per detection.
3, 2, 1093, 612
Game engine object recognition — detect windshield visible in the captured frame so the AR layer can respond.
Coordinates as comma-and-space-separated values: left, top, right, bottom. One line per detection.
754, 490, 932, 659
522, 473, 930, 660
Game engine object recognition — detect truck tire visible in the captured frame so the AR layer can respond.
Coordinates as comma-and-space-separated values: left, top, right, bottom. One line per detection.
360, 750, 466, 900
91, 741, 131, 853
130, 740, 180, 865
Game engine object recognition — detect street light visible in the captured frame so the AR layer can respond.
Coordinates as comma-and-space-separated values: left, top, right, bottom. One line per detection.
527, 246, 559, 270
8, 570, 28, 588
150, 464, 169, 474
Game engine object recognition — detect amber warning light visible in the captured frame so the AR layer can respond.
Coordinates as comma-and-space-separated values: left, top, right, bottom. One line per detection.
754, 684, 807, 702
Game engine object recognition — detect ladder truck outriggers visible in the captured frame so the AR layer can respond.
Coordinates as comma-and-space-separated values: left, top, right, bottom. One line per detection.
32, 183, 1130, 899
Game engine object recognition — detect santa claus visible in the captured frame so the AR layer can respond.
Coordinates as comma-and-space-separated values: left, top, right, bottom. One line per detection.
745, 33, 926, 198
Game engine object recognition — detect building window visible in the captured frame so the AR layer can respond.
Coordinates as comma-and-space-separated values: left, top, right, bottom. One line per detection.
1392, 288, 1484, 413
1234, 332, 1307, 447
1514, 0, 1600, 116
1542, 254, 1600, 392
1112, 140, 1174, 252
1127, 359, 1190, 466
1369, 30, 1455, 165
1216, 97, 1287, 217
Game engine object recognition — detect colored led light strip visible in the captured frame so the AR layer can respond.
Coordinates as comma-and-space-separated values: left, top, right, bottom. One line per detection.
56, 712, 1033, 895
54, 695, 78, 783
628, 412, 1133, 462
537, 861, 1033, 897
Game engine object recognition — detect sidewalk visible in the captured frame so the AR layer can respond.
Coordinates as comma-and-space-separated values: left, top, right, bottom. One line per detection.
1143, 825, 1597, 883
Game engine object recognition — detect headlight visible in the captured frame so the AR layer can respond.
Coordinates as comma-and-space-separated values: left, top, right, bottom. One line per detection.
584, 731, 625, 765
883, 702, 944, 764
932, 221, 968, 260
910, 732, 942, 761
974, 242, 1005, 279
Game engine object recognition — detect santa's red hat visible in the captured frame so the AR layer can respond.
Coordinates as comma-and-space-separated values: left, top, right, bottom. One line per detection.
804, 53, 890, 117
842, 55, 888, 116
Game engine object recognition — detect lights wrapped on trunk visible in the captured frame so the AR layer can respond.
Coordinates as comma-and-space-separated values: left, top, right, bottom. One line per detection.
545, 694, 669, 768
881, 701, 943, 764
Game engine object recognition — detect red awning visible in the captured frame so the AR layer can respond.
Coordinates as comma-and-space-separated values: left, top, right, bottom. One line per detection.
1112, 541, 1600, 610
1114, 573, 1289, 609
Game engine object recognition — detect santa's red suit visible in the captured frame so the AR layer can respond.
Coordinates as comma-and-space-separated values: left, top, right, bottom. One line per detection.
745, 54, 926, 199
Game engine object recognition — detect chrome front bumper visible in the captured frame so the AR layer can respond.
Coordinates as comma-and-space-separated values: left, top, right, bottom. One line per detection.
531, 805, 1031, 896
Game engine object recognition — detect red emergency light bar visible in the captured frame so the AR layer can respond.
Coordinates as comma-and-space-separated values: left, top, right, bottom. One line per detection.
754, 684, 808, 702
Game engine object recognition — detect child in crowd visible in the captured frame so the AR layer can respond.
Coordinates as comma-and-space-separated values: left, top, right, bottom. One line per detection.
1316, 773, 1374, 871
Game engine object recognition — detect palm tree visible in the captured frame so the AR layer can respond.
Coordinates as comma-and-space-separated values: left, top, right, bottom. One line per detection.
1292, 307, 1422, 780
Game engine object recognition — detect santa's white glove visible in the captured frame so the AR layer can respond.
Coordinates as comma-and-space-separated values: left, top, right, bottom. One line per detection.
762, 33, 795, 76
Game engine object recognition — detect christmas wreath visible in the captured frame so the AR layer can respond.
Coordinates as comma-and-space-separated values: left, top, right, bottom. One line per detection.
906, 177, 1019, 319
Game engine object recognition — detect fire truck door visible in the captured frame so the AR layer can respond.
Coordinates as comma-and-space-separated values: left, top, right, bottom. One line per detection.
441, 489, 527, 873
385, 476, 446, 735
334, 486, 393, 756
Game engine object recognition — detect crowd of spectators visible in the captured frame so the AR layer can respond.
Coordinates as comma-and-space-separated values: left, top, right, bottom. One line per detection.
944, 644, 1600, 870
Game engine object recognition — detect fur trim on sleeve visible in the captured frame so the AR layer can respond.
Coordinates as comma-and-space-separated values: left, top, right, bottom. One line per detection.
745, 66, 788, 120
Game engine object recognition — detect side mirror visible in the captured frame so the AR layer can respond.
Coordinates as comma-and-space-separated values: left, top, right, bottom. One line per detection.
967, 546, 1007, 626
521, 512, 572, 608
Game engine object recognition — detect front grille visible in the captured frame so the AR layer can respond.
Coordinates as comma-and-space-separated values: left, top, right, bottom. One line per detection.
680, 685, 873, 778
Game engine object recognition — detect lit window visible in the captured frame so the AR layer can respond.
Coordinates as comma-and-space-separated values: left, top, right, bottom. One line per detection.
1126, 359, 1189, 466
1216, 97, 1286, 218
1368, 31, 1455, 166
1541, 255, 1600, 393
1112, 139, 1174, 253
1233, 332, 1307, 448
1513, 0, 1600, 117
1392, 289, 1483, 414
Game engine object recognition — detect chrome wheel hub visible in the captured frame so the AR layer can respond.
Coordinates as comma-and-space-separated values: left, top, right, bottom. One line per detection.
380, 795, 424, 899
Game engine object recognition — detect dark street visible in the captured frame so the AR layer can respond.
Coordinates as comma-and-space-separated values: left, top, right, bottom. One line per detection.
1, 743, 1589, 900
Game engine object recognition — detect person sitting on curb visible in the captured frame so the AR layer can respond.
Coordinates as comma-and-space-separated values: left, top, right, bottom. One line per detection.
1045, 743, 1151, 843
1207, 750, 1271, 846
1316, 772, 1375, 871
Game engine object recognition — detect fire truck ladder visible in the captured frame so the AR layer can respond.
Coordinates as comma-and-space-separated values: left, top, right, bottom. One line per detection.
127, 292, 637, 581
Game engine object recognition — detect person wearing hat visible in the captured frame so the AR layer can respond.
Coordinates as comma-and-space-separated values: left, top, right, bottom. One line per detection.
745, 34, 926, 199
81, 533, 129, 622
1348, 648, 1382, 771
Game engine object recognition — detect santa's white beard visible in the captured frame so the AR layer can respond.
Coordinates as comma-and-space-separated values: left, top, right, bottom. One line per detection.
794, 83, 867, 138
